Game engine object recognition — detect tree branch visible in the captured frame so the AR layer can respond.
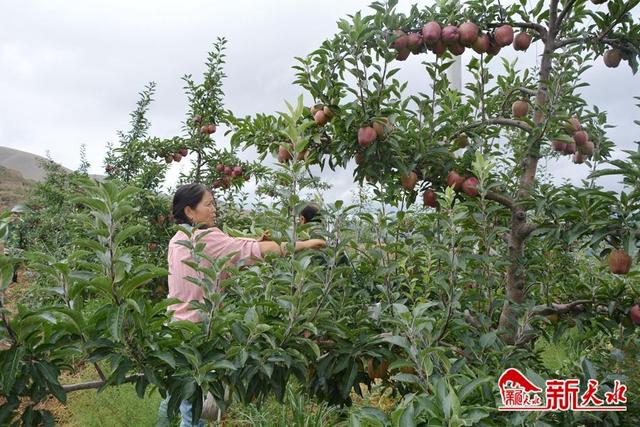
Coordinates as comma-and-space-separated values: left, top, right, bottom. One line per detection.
484, 190, 515, 210
93, 363, 107, 382
62, 374, 143, 393
463, 309, 482, 329
520, 222, 537, 238
531, 299, 594, 316
556, 0, 578, 30
555, 35, 637, 51
453, 117, 533, 139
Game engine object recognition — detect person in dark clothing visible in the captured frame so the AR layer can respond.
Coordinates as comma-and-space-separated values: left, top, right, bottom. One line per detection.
299, 204, 350, 267
300, 205, 321, 225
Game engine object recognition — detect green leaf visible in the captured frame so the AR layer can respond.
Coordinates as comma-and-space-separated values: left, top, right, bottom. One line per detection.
381, 335, 410, 351
340, 362, 358, 399
200, 359, 236, 374
399, 401, 417, 427
1, 346, 25, 394
114, 225, 145, 245
121, 270, 167, 298
581, 358, 597, 381
391, 373, 420, 384
459, 376, 492, 402
154, 352, 176, 368
109, 304, 127, 342
479, 331, 497, 349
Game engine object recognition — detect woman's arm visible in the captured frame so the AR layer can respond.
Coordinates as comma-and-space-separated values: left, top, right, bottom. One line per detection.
258, 239, 326, 256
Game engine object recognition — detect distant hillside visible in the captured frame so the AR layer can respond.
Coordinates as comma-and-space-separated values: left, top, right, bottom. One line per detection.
0, 146, 71, 182
0, 165, 34, 211
0, 146, 106, 211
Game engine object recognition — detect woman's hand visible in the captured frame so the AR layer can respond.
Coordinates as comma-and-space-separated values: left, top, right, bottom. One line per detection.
257, 230, 272, 242
303, 239, 326, 250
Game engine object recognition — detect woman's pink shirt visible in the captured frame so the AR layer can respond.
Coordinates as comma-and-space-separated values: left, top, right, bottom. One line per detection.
167, 227, 262, 322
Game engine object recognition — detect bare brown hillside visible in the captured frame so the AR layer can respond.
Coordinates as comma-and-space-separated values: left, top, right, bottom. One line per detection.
0, 165, 34, 211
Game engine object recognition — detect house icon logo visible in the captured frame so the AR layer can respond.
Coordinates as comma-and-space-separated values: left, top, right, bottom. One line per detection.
498, 368, 544, 410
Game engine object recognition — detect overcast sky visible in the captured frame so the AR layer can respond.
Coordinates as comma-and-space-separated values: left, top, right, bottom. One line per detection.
1, 0, 638, 205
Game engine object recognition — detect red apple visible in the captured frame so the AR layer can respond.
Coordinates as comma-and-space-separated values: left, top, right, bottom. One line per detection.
372, 118, 391, 139
165, 155, 173, 164
323, 106, 334, 119
355, 152, 365, 165
448, 43, 465, 56
173, 153, 182, 162
441, 25, 460, 45
462, 177, 479, 196
314, 110, 329, 126
472, 33, 490, 54
148, 243, 158, 251
207, 124, 216, 134
423, 189, 438, 208
401, 171, 418, 190
563, 142, 576, 155
277, 145, 293, 163
565, 117, 581, 134
224, 166, 233, 175
232, 166, 242, 176
390, 30, 408, 49
579, 140, 594, 156
630, 305, 640, 326
513, 32, 532, 51
431, 40, 446, 56
179, 148, 188, 157
193, 115, 203, 124
552, 140, 567, 152
296, 149, 309, 161
407, 33, 423, 54
487, 40, 501, 55
604, 49, 622, 68
216, 163, 225, 173
421, 21, 441, 45
609, 249, 632, 274
573, 130, 588, 146
358, 126, 377, 147
395, 47, 410, 61
512, 100, 529, 118
458, 22, 479, 47
494, 25, 514, 47
572, 153, 587, 164
447, 171, 465, 191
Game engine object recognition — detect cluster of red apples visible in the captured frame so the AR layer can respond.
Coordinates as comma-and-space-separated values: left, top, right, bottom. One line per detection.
551, 117, 595, 164
212, 163, 250, 189
390, 21, 532, 60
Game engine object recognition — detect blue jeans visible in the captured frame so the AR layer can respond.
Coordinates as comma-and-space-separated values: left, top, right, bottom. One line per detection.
156, 317, 206, 427
156, 393, 206, 427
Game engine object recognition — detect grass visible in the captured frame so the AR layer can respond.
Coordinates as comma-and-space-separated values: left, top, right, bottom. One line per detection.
62, 385, 163, 427
50, 362, 399, 427
54, 363, 163, 427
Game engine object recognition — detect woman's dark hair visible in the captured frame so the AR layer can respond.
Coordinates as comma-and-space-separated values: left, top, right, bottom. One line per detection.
301, 204, 321, 223
172, 183, 210, 225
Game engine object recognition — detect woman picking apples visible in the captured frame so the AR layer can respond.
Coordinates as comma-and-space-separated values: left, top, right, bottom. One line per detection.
156, 183, 326, 426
